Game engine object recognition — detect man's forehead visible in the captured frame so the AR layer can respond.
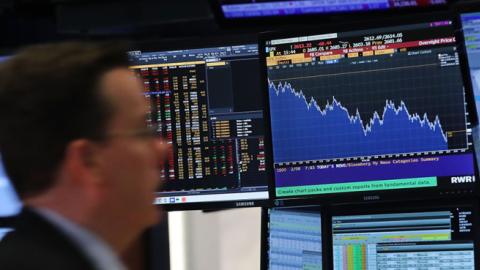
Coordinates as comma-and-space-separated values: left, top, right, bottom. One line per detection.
100, 68, 147, 121
101, 68, 139, 93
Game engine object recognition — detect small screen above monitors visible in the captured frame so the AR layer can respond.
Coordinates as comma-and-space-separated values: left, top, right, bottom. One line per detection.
217, 0, 448, 20
128, 39, 269, 210
265, 205, 323, 270
261, 16, 478, 202
332, 206, 476, 270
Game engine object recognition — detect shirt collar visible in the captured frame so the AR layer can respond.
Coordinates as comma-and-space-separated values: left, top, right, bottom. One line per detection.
34, 208, 127, 270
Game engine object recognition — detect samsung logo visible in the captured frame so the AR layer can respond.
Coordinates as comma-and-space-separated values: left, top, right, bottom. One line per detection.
363, 195, 380, 201
236, 201, 255, 207
451, 176, 476, 184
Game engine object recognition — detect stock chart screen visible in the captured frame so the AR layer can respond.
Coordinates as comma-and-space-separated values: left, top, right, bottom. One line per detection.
332, 207, 476, 269
264, 20, 477, 199
267, 206, 322, 270
128, 44, 269, 207
220, 0, 447, 19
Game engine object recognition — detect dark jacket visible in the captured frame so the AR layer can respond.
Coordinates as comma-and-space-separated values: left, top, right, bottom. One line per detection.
0, 208, 96, 270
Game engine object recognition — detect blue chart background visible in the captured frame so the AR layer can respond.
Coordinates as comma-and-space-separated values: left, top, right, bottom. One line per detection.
266, 49, 468, 164
269, 81, 449, 163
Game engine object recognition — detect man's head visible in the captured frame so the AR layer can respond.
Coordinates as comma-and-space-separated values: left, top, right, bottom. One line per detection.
0, 42, 167, 251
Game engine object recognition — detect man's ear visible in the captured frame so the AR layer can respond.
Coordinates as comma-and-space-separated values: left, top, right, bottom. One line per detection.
63, 139, 101, 183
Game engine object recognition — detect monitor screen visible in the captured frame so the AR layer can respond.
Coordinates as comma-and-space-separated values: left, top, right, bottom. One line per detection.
219, 0, 447, 19
0, 56, 21, 217
266, 206, 322, 270
263, 19, 477, 200
0, 160, 21, 217
0, 228, 13, 241
332, 206, 476, 269
461, 12, 480, 118
129, 43, 269, 209
461, 11, 480, 164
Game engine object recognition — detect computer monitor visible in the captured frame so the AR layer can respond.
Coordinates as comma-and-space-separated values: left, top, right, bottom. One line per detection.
0, 161, 21, 217
215, 0, 448, 20
461, 9, 480, 117
261, 15, 478, 202
262, 203, 323, 270
331, 200, 477, 269
0, 228, 13, 241
0, 60, 20, 218
129, 37, 269, 210
0, 56, 21, 217
459, 5, 480, 167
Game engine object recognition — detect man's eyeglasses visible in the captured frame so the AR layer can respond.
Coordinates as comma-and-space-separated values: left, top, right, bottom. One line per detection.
100, 124, 164, 141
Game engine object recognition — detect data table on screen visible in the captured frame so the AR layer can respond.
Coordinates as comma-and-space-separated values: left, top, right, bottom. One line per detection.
267, 207, 323, 270
129, 43, 269, 208
332, 209, 475, 270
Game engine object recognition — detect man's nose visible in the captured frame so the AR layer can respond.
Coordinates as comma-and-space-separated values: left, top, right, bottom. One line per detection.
155, 137, 171, 166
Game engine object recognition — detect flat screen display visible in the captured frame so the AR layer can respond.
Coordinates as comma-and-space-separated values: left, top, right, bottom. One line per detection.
332, 207, 476, 269
0, 228, 13, 241
461, 11, 480, 167
0, 57, 21, 217
461, 12, 480, 117
0, 163, 21, 217
219, 0, 447, 19
129, 43, 269, 209
263, 19, 477, 199
266, 206, 322, 270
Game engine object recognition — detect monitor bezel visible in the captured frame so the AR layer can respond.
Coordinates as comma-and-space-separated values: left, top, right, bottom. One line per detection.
327, 198, 480, 270
130, 34, 274, 211
259, 11, 480, 205
145, 215, 170, 270
209, 0, 451, 28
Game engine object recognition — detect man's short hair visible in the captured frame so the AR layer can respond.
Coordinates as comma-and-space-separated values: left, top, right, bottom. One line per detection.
0, 41, 130, 199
